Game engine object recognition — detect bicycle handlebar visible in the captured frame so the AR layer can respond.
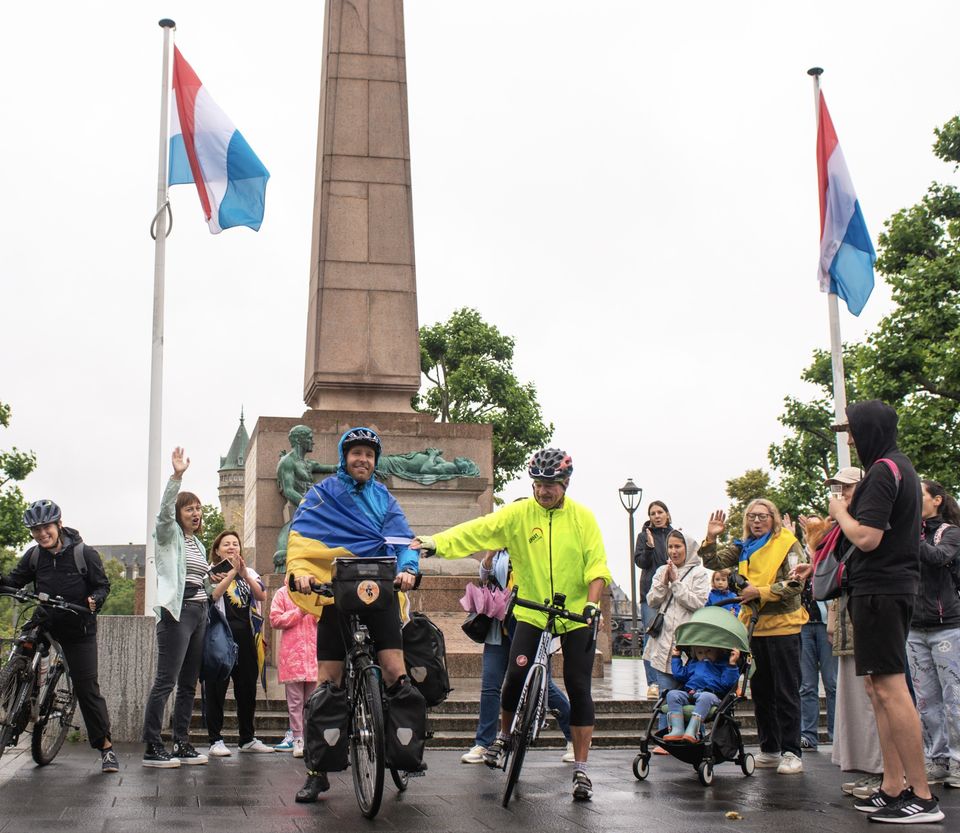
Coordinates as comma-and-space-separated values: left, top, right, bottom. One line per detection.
0, 585, 90, 615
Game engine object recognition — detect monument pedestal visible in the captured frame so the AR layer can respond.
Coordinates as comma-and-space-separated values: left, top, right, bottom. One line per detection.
243, 410, 493, 577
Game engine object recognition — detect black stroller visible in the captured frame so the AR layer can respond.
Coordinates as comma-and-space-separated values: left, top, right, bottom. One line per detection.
632, 603, 758, 786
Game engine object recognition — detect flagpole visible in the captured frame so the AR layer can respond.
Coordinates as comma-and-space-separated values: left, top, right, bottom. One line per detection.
809, 66, 852, 469
144, 18, 176, 615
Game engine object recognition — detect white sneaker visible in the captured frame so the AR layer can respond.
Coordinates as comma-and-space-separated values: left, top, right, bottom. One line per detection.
239, 738, 275, 754
777, 752, 804, 774
292, 738, 304, 758
755, 751, 781, 768
561, 741, 576, 763
208, 740, 232, 758
461, 744, 486, 764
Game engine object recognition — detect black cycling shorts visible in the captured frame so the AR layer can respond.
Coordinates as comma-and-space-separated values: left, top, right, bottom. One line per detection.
315, 595, 403, 661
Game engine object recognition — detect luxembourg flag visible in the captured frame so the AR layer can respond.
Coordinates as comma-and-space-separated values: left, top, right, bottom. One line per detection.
816, 92, 875, 316
168, 47, 269, 234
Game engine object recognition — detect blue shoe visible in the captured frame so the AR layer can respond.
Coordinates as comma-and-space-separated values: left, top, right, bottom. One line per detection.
274, 731, 294, 752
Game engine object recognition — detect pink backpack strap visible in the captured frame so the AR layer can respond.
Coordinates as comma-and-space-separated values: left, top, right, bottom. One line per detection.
875, 457, 901, 487
934, 523, 949, 546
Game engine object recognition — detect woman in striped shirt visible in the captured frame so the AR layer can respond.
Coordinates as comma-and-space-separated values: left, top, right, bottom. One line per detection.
141, 447, 211, 768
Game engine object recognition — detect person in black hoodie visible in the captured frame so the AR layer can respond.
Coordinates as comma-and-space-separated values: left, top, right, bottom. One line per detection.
906, 480, 960, 788
828, 400, 943, 823
0, 499, 117, 773
634, 500, 673, 698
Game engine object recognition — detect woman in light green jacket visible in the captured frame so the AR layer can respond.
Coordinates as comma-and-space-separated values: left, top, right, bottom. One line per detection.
141, 447, 211, 769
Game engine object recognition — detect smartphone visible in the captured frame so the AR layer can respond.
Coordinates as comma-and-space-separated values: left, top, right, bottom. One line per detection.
829, 484, 843, 497
208, 559, 233, 576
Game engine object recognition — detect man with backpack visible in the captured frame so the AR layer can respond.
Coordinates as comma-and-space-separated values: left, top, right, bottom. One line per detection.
828, 401, 944, 824
285, 427, 426, 804
0, 500, 117, 773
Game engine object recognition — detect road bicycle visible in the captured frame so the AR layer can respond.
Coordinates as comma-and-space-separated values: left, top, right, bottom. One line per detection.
290, 558, 422, 819
497, 589, 598, 807
0, 586, 86, 765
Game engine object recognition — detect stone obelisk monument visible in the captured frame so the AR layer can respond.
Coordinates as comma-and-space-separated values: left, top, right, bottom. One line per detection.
243, 0, 493, 578
304, 0, 421, 412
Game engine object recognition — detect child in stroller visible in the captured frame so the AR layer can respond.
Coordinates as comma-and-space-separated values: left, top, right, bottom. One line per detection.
664, 644, 740, 743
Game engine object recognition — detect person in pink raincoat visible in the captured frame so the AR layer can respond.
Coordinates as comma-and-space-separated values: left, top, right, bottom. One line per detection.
270, 583, 319, 757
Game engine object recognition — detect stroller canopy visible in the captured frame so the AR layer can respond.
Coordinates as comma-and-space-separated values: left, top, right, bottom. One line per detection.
673, 606, 751, 653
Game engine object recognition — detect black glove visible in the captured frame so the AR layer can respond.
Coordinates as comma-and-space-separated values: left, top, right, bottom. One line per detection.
582, 603, 600, 621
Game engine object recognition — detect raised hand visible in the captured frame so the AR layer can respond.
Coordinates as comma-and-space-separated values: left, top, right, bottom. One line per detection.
171, 447, 190, 479
706, 510, 726, 540
782, 513, 796, 534
645, 528, 655, 548
729, 648, 741, 665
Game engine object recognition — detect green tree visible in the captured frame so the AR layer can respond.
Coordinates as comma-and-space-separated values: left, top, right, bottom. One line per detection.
0, 547, 21, 643
0, 402, 37, 549
414, 308, 554, 494
98, 558, 135, 616
200, 505, 225, 553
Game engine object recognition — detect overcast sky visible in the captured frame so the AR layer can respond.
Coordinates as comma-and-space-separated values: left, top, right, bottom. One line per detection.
3, 1, 958, 594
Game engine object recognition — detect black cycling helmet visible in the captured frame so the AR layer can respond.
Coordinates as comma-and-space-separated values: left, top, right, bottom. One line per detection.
340, 426, 383, 462
527, 448, 573, 482
23, 499, 62, 528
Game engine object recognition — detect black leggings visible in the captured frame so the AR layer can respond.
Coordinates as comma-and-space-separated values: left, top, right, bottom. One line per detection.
501, 622, 595, 726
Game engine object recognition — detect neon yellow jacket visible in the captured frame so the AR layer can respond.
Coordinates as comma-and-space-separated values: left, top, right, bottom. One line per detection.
432, 497, 611, 633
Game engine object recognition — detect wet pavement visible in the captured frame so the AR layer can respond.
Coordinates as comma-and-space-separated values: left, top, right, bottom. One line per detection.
0, 741, 956, 832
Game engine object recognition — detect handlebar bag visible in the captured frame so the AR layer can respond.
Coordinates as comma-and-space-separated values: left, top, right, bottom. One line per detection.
304, 682, 350, 772
332, 557, 395, 614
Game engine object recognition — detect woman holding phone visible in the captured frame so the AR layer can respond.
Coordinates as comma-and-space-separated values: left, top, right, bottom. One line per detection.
205, 530, 272, 756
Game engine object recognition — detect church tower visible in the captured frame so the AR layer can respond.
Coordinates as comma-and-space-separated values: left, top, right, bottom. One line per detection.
218, 409, 249, 534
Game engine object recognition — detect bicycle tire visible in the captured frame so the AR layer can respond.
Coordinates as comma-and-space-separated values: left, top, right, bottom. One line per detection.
31, 660, 76, 766
390, 767, 408, 792
351, 663, 385, 819
502, 664, 544, 808
0, 657, 31, 756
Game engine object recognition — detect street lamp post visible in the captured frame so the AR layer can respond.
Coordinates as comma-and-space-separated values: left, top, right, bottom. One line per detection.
619, 478, 643, 657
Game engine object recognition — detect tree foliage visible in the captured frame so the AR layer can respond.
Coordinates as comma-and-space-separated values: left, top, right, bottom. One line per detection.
99, 557, 135, 616
413, 308, 554, 494
200, 505, 225, 554
0, 402, 37, 549
742, 114, 960, 511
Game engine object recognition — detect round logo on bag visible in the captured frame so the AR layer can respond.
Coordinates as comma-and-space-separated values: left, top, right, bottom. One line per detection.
357, 580, 381, 605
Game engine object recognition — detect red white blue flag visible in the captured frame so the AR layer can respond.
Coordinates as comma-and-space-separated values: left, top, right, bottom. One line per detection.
816, 92, 875, 316
169, 47, 269, 234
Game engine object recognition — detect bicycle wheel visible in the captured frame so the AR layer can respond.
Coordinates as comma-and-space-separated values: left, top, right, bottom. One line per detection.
350, 663, 385, 819
390, 767, 408, 791
502, 665, 544, 808
31, 659, 76, 766
0, 657, 28, 756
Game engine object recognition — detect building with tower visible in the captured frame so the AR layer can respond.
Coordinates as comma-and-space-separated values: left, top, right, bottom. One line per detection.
218, 409, 249, 534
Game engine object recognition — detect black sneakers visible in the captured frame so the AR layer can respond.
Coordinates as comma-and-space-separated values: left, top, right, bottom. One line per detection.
295, 772, 331, 803
483, 737, 510, 769
867, 788, 945, 824
142, 743, 180, 768
172, 740, 208, 765
100, 748, 119, 773
855, 789, 900, 813
572, 770, 593, 801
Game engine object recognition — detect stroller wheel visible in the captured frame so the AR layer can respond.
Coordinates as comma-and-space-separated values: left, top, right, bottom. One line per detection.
697, 761, 714, 786
740, 752, 755, 776
632, 754, 650, 781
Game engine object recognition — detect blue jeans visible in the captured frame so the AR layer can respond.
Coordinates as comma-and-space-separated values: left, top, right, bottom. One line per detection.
800, 622, 837, 748
475, 639, 571, 747
907, 627, 960, 765
641, 601, 657, 686
666, 689, 720, 720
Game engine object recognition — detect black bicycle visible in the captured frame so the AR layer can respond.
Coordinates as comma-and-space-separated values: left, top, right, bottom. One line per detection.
290, 559, 420, 818
0, 586, 86, 765
498, 590, 598, 807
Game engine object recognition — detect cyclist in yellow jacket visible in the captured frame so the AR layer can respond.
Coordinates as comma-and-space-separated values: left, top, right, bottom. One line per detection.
413, 448, 611, 801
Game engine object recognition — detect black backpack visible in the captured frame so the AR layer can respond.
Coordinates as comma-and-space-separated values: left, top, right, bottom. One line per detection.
28, 542, 89, 578
401, 611, 452, 707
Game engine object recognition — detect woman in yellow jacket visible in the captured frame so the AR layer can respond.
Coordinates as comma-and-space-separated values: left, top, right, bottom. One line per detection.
415, 448, 611, 802
699, 498, 807, 775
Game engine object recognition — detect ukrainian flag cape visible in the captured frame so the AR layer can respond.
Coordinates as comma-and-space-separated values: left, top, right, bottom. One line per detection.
285, 475, 415, 617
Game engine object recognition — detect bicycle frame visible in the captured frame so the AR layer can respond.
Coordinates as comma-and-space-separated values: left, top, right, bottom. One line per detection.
507, 619, 559, 744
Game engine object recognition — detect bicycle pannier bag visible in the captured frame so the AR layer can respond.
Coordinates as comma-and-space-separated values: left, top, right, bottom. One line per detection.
384, 678, 427, 772
332, 557, 395, 614
304, 682, 350, 772
401, 611, 452, 706
200, 602, 238, 684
